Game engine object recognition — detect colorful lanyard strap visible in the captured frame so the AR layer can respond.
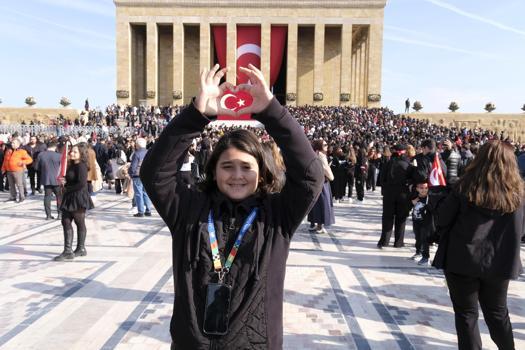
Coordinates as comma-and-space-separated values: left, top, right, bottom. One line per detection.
207, 207, 258, 281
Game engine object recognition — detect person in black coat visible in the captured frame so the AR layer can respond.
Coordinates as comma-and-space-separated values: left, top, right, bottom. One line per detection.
23, 135, 47, 194
35, 142, 62, 220
377, 143, 413, 248
140, 64, 324, 349
54, 143, 94, 261
354, 144, 367, 201
434, 140, 523, 350
330, 146, 348, 201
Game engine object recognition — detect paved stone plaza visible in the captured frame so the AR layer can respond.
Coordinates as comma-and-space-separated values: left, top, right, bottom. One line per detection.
0, 189, 524, 349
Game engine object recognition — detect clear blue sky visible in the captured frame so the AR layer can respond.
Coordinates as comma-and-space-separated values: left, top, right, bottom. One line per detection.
0, 0, 524, 113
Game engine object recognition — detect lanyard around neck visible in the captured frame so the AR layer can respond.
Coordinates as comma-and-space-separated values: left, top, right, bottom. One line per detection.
207, 207, 258, 276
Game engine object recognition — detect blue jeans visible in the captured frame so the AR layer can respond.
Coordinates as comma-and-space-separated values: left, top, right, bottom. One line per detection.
132, 177, 152, 214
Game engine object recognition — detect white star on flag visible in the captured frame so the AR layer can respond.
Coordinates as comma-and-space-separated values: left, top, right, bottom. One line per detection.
237, 99, 245, 107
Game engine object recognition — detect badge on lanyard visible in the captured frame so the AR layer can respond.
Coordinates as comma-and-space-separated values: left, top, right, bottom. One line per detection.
203, 207, 258, 336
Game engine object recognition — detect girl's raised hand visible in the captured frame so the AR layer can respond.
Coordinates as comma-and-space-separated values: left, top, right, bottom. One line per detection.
235, 64, 274, 115
194, 64, 236, 116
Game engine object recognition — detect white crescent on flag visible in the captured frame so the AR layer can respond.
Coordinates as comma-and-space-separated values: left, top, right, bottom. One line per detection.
220, 94, 237, 110
237, 44, 261, 59
429, 168, 440, 186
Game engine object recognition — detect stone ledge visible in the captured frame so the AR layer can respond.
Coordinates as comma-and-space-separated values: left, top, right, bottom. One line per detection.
114, 0, 387, 8
0, 107, 79, 124
407, 112, 525, 142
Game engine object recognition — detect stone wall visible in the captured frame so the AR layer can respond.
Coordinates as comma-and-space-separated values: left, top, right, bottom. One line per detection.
407, 112, 525, 143
0, 108, 79, 124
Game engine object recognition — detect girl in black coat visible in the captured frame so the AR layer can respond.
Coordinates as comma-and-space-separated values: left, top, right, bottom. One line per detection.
140, 64, 324, 349
435, 140, 524, 350
54, 143, 94, 261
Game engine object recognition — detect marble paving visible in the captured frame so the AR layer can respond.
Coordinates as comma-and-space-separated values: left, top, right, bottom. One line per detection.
0, 188, 524, 350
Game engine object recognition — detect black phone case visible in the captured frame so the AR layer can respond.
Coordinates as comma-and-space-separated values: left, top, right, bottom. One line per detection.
203, 283, 232, 336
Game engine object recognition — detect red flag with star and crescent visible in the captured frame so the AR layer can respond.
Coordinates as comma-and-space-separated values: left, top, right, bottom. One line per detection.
429, 153, 446, 187
57, 143, 68, 182
212, 25, 287, 121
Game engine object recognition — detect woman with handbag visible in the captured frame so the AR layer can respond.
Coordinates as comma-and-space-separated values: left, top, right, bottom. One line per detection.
435, 140, 523, 350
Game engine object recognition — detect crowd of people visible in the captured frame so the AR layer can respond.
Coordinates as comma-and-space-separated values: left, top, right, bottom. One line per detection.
1, 66, 524, 348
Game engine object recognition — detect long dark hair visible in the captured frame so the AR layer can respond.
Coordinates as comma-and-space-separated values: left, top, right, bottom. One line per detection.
70, 142, 90, 170
199, 129, 277, 195
456, 140, 523, 213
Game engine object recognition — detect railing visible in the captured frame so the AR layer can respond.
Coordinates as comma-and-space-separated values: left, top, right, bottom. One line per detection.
0, 124, 143, 137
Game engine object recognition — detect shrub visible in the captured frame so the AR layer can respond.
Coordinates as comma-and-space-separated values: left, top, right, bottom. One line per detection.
25, 96, 36, 106
60, 97, 71, 107
484, 102, 496, 113
448, 101, 459, 112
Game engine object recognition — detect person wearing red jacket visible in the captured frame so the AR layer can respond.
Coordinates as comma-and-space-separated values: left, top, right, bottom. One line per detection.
1, 138, 32, 202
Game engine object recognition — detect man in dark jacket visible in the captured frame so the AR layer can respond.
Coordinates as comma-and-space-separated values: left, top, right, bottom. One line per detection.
412, 139, 449, 222
459, 143, 474, 177
24, 135, 47, 195
377, 143, 413, 248
36, 142, 62, 219
93, 138, 109, 181
412, 139, 447, 186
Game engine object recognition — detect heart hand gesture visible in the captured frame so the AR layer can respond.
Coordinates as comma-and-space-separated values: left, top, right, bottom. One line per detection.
194, 64, 236, 116
235, 64, 274, 115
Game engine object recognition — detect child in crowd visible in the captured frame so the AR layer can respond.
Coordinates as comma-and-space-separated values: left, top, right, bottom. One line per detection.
140, 64, 324, 348
409, 181, 437, 265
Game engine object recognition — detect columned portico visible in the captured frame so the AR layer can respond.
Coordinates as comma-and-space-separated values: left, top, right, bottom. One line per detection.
114, 0, 387, 107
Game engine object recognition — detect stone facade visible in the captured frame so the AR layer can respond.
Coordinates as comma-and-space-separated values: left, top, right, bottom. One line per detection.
407, 113, 525, 143
114, 0, 387, 107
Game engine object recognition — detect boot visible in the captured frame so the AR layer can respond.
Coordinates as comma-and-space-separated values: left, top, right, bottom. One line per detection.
74, 229, 87, 257
53, 229, 75, 261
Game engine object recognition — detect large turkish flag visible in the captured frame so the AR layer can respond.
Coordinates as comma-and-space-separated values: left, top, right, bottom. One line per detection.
212, 25, 287, 121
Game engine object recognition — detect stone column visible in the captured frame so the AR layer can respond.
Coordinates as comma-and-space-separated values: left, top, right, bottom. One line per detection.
351, 47, 356, 105
226, 22, 237, 85
116, 19, 131, 105
261, 23, 271, 86
173, 22, 184, 105
340, 24, 352, 106
313, 24, 325, 105
286, 23, 298, 107
200, 22, 211, 76
367, 22, 383, 108
146, 22, 158, 106
360, 39, 367, 106
355, 40, 362, 107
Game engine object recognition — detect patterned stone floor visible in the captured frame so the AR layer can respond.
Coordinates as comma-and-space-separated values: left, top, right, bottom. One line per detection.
0, 188, 524, 350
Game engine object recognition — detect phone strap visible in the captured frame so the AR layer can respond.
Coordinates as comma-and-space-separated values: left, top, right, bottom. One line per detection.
207, 207, 258, 283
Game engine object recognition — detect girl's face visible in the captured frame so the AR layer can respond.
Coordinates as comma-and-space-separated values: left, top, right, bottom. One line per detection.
69, 146, 80, 161
215, 147, 260, 202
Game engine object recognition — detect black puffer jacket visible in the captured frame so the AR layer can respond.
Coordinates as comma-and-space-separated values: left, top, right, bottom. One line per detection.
140, 99, 324, 349
442, 149, 461, 185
